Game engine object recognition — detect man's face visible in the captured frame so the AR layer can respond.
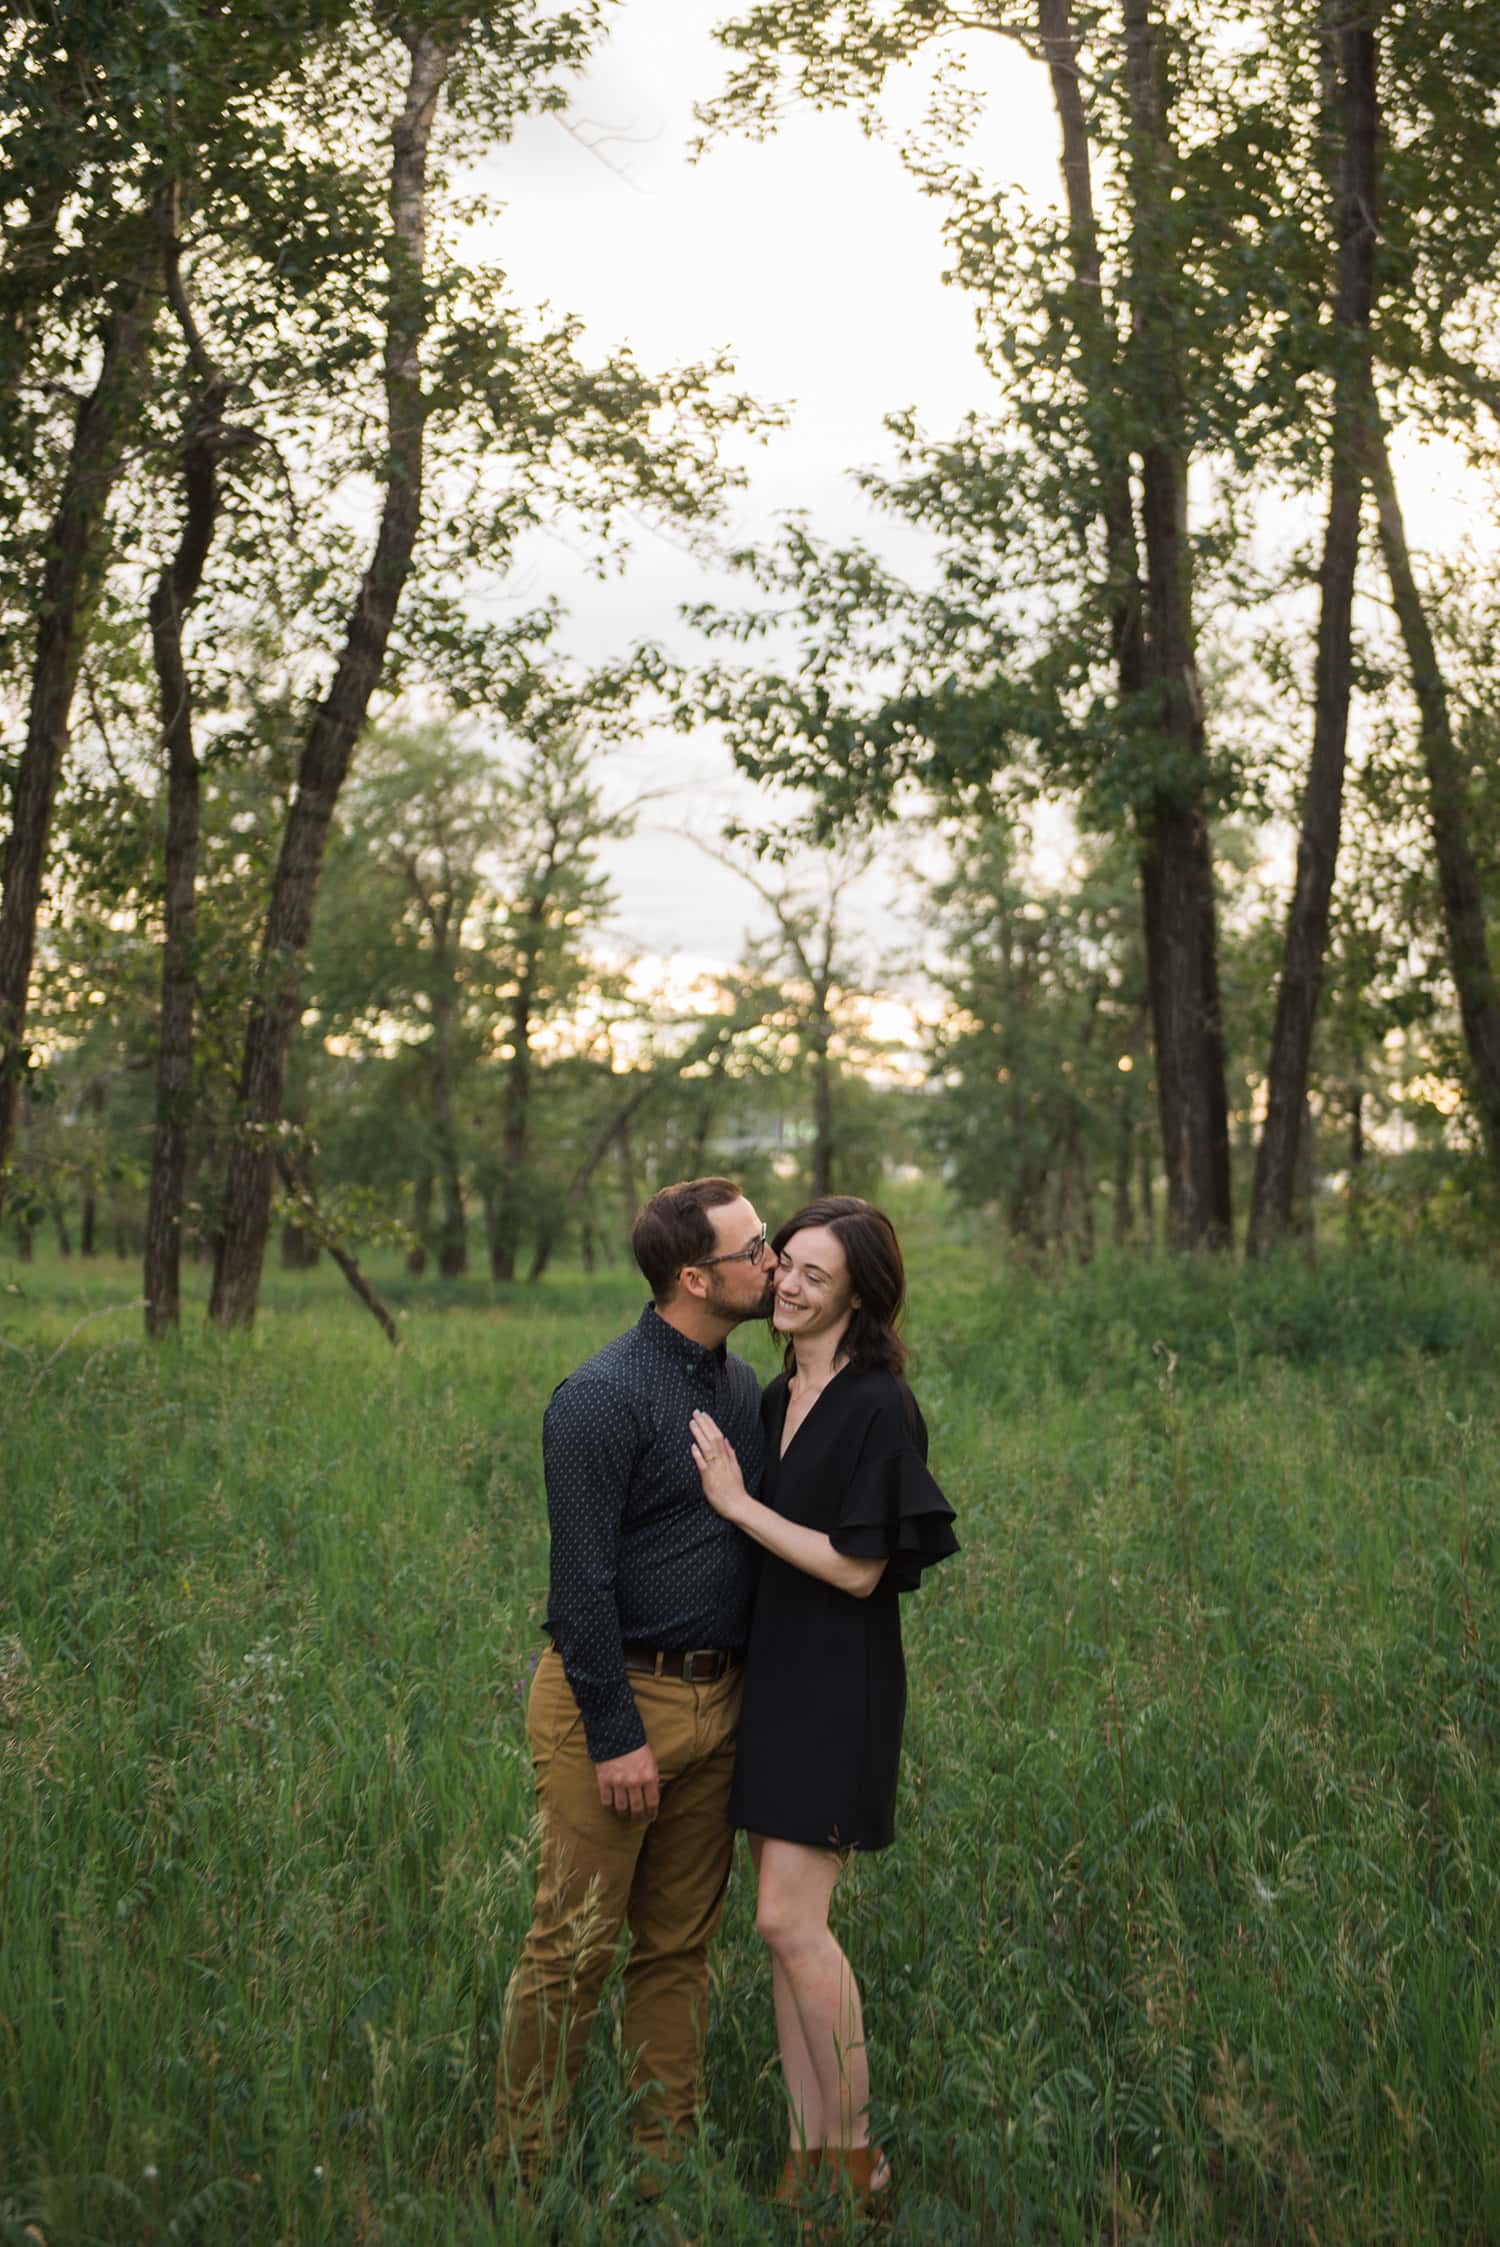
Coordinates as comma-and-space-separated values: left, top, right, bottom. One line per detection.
695, 1196, 776, 1325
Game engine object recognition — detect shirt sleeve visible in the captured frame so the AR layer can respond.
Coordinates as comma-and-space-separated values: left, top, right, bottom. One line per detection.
542, 1375, 648, 1763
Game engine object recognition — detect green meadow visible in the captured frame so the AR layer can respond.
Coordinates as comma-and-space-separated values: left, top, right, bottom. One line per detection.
4, 1217, 1500, 2243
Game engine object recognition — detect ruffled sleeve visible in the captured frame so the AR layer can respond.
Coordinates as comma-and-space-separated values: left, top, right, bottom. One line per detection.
828, 1380, 959, 1594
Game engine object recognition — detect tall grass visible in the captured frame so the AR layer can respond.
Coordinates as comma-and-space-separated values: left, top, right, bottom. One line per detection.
3, 1230, 1499, 2242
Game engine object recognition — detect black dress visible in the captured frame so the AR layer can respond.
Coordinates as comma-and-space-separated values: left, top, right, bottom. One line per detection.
728, 1366, 959, 1853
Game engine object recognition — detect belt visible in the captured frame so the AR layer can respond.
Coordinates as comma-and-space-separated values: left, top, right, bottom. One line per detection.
621, 1642, 743, 1684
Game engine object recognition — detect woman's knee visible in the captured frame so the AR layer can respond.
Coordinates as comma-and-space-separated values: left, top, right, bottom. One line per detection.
755, 1881, 822, 1961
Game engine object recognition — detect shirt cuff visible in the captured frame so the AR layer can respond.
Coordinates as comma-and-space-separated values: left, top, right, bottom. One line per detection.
571, 1671, 648, 1764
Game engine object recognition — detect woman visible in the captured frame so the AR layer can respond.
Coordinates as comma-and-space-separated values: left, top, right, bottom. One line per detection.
689, 1195, 958, 2219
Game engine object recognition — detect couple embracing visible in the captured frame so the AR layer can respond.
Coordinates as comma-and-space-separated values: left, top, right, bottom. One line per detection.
496, 1176, 959, 2223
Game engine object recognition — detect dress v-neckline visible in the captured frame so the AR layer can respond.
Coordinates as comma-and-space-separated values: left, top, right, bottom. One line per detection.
777, 1365, 849, 1461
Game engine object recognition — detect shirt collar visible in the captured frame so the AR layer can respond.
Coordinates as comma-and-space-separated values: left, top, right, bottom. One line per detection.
638, 1301, 728, 1369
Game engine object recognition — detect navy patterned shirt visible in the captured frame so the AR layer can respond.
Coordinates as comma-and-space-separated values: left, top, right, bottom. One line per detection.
542, 1303, 766, 1762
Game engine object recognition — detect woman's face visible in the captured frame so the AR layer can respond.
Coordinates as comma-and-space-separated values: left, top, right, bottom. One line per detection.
771, 1224, 858, 1345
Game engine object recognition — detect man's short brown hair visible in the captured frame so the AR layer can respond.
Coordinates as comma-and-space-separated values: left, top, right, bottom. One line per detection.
632, 1176, 743, 1303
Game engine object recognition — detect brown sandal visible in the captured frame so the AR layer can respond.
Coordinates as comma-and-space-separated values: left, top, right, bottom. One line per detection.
775, 2146, 822, 2204
812, 2143, 891, 2225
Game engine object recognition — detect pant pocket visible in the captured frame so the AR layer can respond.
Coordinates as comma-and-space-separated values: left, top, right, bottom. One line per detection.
527, 1648, 587, 1769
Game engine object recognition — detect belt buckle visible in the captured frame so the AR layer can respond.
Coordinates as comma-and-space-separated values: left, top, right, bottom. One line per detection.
681, 1648, 720, 1684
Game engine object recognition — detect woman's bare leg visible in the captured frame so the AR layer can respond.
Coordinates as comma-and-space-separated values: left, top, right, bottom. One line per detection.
750, 1837, 826, 2149
750, 1835, 883, 2161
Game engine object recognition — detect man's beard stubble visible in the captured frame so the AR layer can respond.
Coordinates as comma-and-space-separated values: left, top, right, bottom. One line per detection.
705, 1267, 776, 1327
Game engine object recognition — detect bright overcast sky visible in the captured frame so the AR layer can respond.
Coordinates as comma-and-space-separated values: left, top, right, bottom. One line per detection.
460, 1, 1486, 1002
455, 1, 1058, 994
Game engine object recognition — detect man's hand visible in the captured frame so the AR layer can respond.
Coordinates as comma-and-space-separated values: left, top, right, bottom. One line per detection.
595, 1741, 660, 1821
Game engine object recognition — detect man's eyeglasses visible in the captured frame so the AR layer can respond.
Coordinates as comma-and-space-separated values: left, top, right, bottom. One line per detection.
694, 1225, 769, 1270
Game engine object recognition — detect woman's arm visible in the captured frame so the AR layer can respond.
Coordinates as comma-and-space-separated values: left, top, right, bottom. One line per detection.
689, 1410, 887, 1600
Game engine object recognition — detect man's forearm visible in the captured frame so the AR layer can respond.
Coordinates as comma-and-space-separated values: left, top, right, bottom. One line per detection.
553, 1625, 646, 1762
542, 1380, 645, 1761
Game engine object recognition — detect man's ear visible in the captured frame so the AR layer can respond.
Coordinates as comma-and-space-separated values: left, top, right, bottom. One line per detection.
678, 1265, 707, 1301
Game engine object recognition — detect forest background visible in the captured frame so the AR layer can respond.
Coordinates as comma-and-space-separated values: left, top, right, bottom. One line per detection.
4, 0, 1500, 1297
5, 0, 1500, 2241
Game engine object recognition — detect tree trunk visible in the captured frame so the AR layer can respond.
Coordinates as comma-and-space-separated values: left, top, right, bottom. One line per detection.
1291, 1096, 1317, 1247
0, 266, 153, 1210
1195, 817, 1234, 1237
1042, 0, 1228, 1250
616, 1116, 641, 1246
1364, 411, 1500, 1170
1037, 0, 1142, 676
14, 1216, 34, 1263
1138, 808, 1223, 1247
1113, 1091, 1134, 1247
274, 1152, 398, 1346
1346, 1080, 1366, 1242
525, 1223, 558, 1284
686, 1046, 729, 1171
489, 932, 538, 1284
543, 1061, 696, 1263
52, 1203, 71, 1257
208, 32, 459, 1329
1006, 1151, 1050, 1255
1248, 12, 1379, 1258
280, 1219, 319, 1269
406, 1170, 432, 1274
1137, 1109, 1156, 1256
143, 229, 228, 1335
1076, 1139, 1095, 1264
1124, 0, 1231, 1248
429, 985, 467, 1277
80, 1075, 105, 1256
480, 1174, 502, 1280
809, 1007, 835, 1196
436, 1179, 467, 1277
527, 1024, 742, 1283
687, 1093, 715, 1171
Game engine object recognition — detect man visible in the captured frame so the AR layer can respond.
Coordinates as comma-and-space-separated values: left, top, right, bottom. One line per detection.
497, 1175, 774, 2192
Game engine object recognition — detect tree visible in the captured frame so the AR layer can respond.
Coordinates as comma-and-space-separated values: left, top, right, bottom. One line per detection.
695, 838, 887, 1199
194, 0, 772, 1327
142, 192, 242, 1333
696, 0, 1500, 1238
695, 0, 1334, 1246
0, 0, 358, 1221
1247, 4, 1380, 1257
1363, 428, 1500, 1174
0, 267, 154, 1208
478, 727, 634, 1282
206, 19, 468, 1327
1283, 0, 1500, 1198
306, 710, 642, 1287
315, 725, 511, 1278
926, 824, 1151, 1257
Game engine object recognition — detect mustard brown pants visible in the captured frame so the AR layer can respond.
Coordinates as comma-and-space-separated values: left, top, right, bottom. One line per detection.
496, 1647, 741, 2171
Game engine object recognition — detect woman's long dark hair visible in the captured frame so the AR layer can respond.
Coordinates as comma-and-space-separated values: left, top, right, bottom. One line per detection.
771, 1196, 906, 1377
